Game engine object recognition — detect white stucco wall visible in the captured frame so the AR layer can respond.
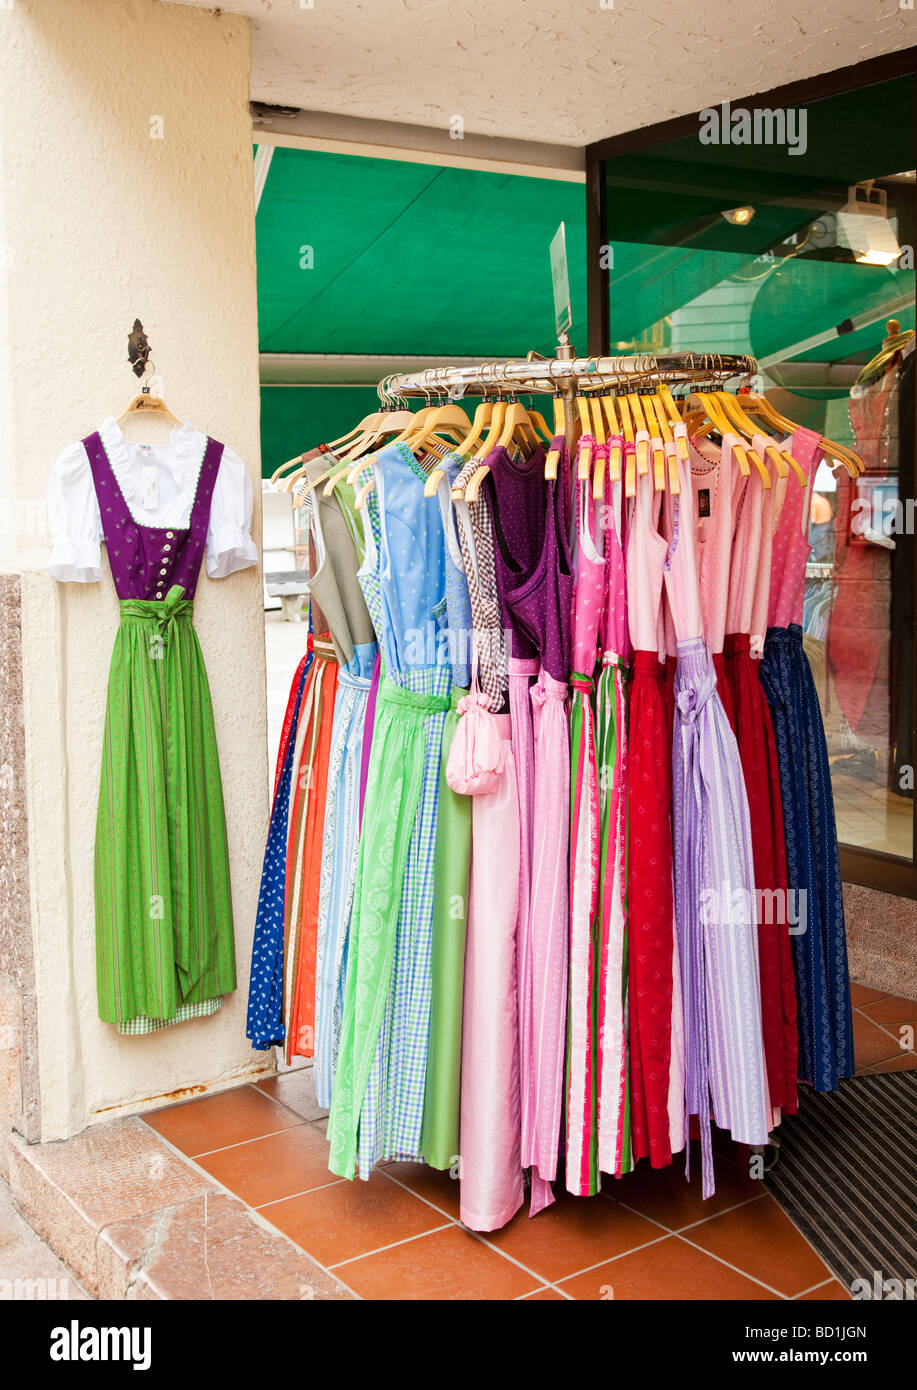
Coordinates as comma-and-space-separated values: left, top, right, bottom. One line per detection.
0, 0, 272, 1140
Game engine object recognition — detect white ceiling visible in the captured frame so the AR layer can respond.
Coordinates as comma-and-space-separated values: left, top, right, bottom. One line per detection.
176, 0, 914, 147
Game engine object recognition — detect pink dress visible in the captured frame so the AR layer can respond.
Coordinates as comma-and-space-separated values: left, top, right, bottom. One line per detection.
689, 432, 746, 726
566, 475, 605, 1195
595, 460, 632, 1177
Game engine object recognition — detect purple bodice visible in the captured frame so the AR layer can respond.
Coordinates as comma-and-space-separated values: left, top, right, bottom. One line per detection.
503, 437, 573, 683
82, 431, 224, 600
486, 444, 547, 662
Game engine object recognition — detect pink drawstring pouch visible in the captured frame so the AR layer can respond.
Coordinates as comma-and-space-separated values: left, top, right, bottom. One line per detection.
446, 651, 504, 795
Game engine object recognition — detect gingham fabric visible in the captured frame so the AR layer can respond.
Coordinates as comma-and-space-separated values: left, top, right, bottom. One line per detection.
116, 996, 223, 1036
452, 455, 508, 711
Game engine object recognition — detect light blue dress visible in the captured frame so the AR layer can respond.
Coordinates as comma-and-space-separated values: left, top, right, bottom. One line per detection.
328, 443, 452, 1178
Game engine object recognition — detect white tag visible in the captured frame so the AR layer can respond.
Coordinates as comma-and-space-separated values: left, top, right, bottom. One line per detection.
142, 465, 159, 512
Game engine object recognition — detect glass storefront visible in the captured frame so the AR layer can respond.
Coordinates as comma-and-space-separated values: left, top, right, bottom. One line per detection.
592, 69, 917, 886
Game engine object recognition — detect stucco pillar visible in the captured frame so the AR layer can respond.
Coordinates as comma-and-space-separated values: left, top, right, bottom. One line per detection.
0, 0, 271, 1148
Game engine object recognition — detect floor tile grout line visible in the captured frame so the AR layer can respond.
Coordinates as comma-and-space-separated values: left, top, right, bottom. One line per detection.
545, 1231, 675, 1290
607, 1189, 766, 1238
462, 1226, 589, 1292
674, 1229, 815, 1301
179, 1121, 320, 1161
375, 1172, 609, 1295
249, 1077, 331, 1127
138, 1117, 363, 1301
376, 1167, 465, 1225
661, 1192, 768, 1236
514, 1282, 571, 1300
327, 1222, 457, 1269
255, 1179, 349, 1210
794, 1276, 843, 1300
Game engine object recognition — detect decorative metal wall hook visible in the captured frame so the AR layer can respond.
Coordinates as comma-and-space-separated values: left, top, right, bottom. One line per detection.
127, 319, 152, 381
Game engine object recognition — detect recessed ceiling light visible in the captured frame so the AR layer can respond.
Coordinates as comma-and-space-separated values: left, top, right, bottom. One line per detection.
721, 206, 755, 226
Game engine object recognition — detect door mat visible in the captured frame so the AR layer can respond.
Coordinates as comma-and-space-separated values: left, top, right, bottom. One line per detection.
765, 1071, 917, 1298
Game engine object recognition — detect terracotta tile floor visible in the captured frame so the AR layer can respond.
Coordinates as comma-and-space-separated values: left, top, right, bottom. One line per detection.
139, 982, 917, 1301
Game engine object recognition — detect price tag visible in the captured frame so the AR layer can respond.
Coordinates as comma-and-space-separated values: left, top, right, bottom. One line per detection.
142, 465, 159, 512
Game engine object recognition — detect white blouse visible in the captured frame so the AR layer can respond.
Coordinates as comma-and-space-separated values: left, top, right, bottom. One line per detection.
48, 416, 259, 583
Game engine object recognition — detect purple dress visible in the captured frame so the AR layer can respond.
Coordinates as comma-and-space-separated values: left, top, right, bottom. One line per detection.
663, 453, 770, 1195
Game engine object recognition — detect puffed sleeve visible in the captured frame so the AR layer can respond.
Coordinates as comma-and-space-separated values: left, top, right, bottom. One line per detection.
206, 444, 259, 578
47, 440, 103, 583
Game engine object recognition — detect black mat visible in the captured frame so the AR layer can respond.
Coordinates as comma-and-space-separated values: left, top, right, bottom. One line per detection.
765, 1071, 917, 1293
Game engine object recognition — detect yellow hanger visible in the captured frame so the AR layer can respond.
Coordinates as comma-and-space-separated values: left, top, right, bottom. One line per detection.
637, 391, 666, 493
742, 395, 851, 482
624, 439, 637, 500
544, 396, 567, 482
716, 393, 771, 489
527, 408, 554, 445
601, 390, 623, 487
329, 410, 382, 450
455, 401, 495, 459
575, 395, 595, 483
656, 383, 690, 460
589, 397, 606, 498
627, 391, 651, 477
648, 394, 680, 495
458, 401, 507, 500
272, 406, 382, 486
689, 392, 751, 477
339, 407, 415, 462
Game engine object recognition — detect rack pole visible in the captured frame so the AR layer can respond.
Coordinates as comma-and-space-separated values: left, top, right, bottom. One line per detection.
381, 349, 756, 400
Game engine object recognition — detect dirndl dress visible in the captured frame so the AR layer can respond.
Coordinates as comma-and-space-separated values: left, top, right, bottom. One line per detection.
47, 418, 257, 1033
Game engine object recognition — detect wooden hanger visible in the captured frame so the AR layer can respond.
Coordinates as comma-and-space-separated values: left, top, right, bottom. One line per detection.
527, 407, 554, 445
272, 407, 378, 486
589, 397, 607, 498
725, 393, 788, 481
401, 402, 471, 455
544, 396, 567, 482
575, 395, 594, 483
742, 395, 856, 481
637, 391, 665, 493
716, 393, 771, 489
686, 392, 752, 478
465, 400, 536, 503
647, 394, 680, 495
459, 401, 507, 500
656, 383, 690, 461
118, 375, 182, 431
600, 389, 623, 487
626, 390, 651, 477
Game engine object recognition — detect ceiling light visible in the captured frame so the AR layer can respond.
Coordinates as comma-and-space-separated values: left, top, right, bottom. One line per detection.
721, 206, 755, 226
836, 182, 901, 266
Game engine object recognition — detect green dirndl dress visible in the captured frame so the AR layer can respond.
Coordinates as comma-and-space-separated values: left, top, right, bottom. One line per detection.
79, 428, 238, 1033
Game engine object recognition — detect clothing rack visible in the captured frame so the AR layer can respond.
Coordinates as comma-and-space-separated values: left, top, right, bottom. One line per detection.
380, 346, 759, 402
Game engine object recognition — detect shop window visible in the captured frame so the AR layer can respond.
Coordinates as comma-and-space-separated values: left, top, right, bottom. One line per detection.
588, 56, 917, 892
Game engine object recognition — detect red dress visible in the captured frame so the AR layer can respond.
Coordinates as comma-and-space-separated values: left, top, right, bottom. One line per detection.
625, 469, 679, 1168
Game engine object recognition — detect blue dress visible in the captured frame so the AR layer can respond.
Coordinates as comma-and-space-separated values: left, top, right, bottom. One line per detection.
759, 623, 854, 1090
